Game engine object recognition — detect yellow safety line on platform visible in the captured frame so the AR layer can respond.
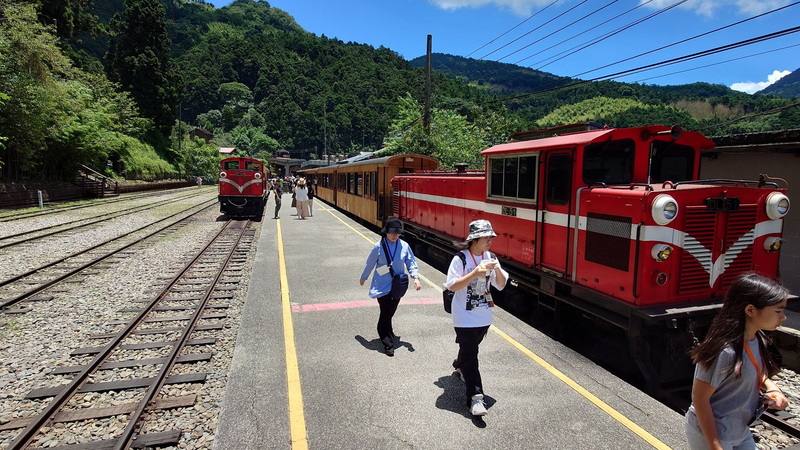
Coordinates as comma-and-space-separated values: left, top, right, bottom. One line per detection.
491, 327, 671, 450
325, 208, 671, 450
276, 220, 309, 450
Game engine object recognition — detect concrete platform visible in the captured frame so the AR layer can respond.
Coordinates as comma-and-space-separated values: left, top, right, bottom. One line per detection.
214, 201, 687, 449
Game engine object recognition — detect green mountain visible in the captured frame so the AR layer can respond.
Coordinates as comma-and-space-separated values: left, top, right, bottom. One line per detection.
759, 69, 800, 98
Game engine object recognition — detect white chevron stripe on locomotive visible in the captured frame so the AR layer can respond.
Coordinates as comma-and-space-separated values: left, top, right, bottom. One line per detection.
220, 178, 263, 193
401, 190, 783, 287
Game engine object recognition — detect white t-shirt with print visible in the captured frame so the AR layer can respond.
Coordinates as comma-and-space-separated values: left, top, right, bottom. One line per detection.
444, 250, 509, 328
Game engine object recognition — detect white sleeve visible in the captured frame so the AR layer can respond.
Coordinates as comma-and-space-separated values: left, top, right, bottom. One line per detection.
443, 255, 465, 290
491, 261, 509, 290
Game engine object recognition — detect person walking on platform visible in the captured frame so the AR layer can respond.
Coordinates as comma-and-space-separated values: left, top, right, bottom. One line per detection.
359, 217, 422, 356
307, 180, 315, 217
444, 219, 508, 417
294, 178, 309, 219
685, 274, 789, 450
270, 180, 283, 219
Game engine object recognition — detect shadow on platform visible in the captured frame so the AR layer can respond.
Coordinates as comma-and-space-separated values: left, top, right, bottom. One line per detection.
354, 334, 416, 354
434, 374, 496, 428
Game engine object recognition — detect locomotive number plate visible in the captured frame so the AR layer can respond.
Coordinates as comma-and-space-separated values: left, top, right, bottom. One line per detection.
502, 206, 517, 217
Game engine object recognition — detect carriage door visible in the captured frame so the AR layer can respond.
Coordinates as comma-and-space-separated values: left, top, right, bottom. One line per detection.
539, 152, 574, 274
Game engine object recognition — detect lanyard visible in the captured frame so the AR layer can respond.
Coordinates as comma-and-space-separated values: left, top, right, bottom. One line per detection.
384, 239, 398, 263
743, 339, 765, 392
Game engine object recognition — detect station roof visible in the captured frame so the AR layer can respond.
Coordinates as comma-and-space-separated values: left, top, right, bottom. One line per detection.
482, 129, 614, 156
219, 147, 237, 154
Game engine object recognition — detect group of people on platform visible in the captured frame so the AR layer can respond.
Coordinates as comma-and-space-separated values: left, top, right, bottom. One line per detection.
357, 216, 791, 448
266, 176, 315, 220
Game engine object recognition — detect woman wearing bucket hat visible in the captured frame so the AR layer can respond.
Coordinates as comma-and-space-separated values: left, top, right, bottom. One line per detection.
359, 217, 422, 356
444, 219, 508, 417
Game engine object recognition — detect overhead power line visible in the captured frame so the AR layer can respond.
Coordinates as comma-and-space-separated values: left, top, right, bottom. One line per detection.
629, 42, 800, 83
513, 0, 657, 66
570, 0, 800, 78
465, 0, 560, 58
497, 0, 622, 62
479, 0, 591, 60
503, 25, 800, 102
532, 0, 690, 70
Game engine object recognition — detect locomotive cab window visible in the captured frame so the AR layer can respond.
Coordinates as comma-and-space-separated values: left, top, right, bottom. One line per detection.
223, 161, 240, 170
583, 139, 634, 185
488, 154, 538, 202
649, 141, 694, 183
245, 161, 260, 171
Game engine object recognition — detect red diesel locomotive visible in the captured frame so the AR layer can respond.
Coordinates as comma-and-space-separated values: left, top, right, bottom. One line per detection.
218, 156, 268, 218
390, 125, 789, 393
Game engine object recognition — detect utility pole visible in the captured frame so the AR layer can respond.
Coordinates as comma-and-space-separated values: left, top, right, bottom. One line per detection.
423, 34, 432, 135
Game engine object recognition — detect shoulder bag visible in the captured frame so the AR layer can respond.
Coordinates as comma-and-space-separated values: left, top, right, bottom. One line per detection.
381, 239, 409, 299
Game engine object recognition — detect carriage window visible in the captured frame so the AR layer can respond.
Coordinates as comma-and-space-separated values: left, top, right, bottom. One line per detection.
488, 154, 538, 202
649, 141, 694, 183
223, 161, 240, 170
245, 161, 260, 171
356, 173, 364, 196
370, 171, 377, 199
583, 139, 634, 185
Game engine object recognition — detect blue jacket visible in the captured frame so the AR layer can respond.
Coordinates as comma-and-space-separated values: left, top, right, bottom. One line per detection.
360, 238, 419, 299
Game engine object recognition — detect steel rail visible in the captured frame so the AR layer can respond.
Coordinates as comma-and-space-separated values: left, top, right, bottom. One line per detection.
0, 186, 203, 222
0, 190, 208, 246
762, 411, 800, 439
6, 219, 244, 449
0, 199, 217, 310
114, 220, 251, 449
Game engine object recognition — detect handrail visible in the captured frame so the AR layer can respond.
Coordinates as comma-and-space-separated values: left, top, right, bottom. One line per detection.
672, 178, 779, 188
76, 165, 119, 196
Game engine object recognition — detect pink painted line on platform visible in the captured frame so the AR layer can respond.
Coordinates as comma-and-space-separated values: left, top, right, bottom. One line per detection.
291, 298, 439, 313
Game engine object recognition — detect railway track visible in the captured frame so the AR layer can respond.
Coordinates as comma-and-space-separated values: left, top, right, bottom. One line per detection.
2, 219, 255, 449
0, 187, 203, 223
0, 190, 212, 249
0, 199, 218, 313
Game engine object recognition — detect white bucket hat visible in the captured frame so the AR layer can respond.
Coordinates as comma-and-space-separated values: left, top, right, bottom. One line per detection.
466, 219, 497, 241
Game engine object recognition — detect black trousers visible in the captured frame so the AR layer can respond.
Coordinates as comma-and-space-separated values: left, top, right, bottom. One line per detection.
454, 326, 490, 399
377, 294, 401, 341
274, 199, 281, 218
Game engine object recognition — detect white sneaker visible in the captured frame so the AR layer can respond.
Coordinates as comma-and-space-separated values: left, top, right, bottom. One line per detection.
470, 394, 487, 416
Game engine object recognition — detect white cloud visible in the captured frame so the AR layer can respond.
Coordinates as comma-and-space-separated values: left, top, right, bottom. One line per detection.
429, 0, 565, 16
640, 0, 792, 17
730, 69, 791, 94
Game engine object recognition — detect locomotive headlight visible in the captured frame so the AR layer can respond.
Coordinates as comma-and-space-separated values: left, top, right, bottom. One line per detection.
219, 171, 227, 179
764, 237, 783, 252
651, 244, 673, 262
254, 172, 262, 179
766, 192, 790, 220
651, 194, 679, 225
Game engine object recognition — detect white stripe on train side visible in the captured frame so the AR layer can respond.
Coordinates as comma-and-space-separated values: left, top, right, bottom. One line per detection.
400, 189, 783, 287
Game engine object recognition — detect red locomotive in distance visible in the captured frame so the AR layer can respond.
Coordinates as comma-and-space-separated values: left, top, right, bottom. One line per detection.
218, 156, 268, 218
392, 125, 790, 394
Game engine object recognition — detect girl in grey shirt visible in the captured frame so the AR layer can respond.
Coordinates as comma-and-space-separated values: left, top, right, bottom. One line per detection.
686, 274, 790, 450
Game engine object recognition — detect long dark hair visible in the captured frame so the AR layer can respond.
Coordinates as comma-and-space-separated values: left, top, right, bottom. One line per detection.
691, 274, 788, 378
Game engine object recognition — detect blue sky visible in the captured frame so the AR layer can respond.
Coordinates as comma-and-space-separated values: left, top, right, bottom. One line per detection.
207, 0, 799, 94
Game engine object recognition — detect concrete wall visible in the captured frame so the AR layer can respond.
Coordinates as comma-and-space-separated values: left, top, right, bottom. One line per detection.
700, 151, 799, 293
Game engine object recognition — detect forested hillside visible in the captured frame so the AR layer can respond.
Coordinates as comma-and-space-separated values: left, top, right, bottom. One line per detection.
1, 0, 798, 181
760, 69, 800, 98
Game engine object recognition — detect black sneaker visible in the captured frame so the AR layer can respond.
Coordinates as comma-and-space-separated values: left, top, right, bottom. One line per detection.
382, 337, 395, 357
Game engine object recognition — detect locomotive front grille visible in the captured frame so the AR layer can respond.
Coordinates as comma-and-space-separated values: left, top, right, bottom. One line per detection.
678, 204, 757, 295
679, 207, 715, 295
717, 205, 757, 291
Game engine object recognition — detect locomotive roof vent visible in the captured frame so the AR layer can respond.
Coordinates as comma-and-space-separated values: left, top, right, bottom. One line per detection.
455, 163, 468, 173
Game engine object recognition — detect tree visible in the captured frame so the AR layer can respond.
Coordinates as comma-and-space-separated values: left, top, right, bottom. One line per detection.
106, 0, 179, 141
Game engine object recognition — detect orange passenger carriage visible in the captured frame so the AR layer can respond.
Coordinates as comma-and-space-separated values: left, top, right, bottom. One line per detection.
218, 156, 268, 218
392, 125, 790, 393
